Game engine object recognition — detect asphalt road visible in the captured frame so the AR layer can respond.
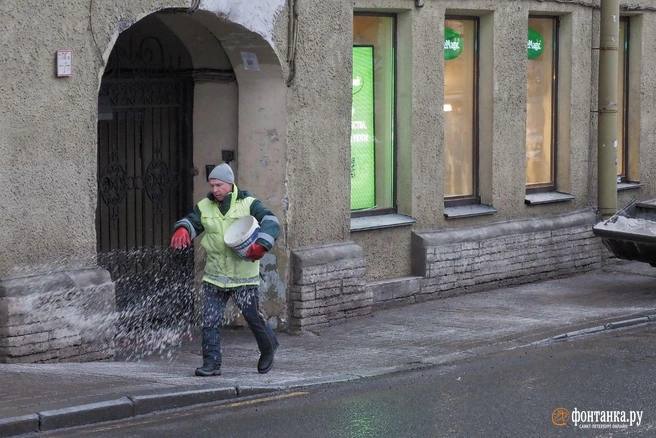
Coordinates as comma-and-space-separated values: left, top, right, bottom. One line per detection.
43, 323, 656, 437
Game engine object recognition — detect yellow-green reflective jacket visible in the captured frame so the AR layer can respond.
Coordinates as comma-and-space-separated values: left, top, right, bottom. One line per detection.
174, 185, 281, 288
197, 187, 260, 288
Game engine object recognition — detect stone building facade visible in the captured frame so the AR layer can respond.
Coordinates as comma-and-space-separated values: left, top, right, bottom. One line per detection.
2, 0, 655, 362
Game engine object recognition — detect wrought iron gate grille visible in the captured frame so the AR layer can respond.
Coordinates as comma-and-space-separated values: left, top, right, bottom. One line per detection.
97, 73, 194, 326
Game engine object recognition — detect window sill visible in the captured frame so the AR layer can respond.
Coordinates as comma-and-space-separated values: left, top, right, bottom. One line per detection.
617, 182, 642, 192
444, 204, 497, 219
350, 213, 416, 232
525, 191, 575, 206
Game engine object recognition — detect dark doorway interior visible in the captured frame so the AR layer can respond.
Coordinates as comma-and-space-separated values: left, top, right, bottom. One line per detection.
96, 15, 195, 330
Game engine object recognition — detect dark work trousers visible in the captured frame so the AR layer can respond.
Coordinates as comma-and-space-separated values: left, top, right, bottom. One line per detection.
201, 282, 278, 366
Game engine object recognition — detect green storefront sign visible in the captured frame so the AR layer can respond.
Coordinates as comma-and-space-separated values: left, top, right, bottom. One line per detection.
351, 46, 376, 210
528, 27, 544, 59
444, 27, 463, 60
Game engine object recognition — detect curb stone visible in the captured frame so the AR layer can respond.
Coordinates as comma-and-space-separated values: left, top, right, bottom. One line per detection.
38, 397, 135, 432
0, 387, 280, 436
604, 317, 650, 330
0, 414, 39, 437
551, 315, 655, 341
235, 386, 281, 397
129, 388, 237, 416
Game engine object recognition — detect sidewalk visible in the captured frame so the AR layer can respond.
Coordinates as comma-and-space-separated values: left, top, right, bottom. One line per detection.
2, 261, 656, 434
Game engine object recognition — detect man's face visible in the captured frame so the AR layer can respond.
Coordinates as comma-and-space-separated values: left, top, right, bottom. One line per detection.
209, 179, 233, 201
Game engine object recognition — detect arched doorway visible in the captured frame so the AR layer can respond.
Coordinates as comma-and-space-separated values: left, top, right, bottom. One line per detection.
96, 12, 226, 329
96, 7, 288, 334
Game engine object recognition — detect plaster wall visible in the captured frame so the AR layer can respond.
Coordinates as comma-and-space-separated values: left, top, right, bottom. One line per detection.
351, 228, 412, 280
285, 0, 354, 249
192, 81, 238, 203
0, 1, 288, 282
1, 1, 106, 279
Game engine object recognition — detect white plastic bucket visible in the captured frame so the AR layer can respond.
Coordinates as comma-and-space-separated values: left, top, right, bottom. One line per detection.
224, 216, 260, 259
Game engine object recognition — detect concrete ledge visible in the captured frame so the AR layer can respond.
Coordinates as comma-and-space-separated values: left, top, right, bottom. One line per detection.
0, 414, 39, 436
444, 204, 497, 219
617, 182, 642, 192
0, 273, 76, 298
0, 268, 112, 298
525, 191, 575, 205
291, 242, 364, 271
38, 397, 134, 431
368, 277, 422, 306
636, 199, 656, 209
130, 388, 236, 415
350, 214, 416, 232
414, 210, 596, 246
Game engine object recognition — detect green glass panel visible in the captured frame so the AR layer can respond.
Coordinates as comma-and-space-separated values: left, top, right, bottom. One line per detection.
351, 46, 376, 210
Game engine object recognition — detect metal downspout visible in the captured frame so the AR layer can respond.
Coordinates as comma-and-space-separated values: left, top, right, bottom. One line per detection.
597, 0, 619, 219
286, 0, 299, 87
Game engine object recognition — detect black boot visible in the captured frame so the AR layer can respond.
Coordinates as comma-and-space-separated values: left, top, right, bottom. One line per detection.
257, 339, 279, 374
195, 360, 221, 377
196, 327, 221, 377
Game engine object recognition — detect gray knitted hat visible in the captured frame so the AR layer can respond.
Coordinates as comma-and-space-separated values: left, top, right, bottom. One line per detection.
208, 163, 234, 184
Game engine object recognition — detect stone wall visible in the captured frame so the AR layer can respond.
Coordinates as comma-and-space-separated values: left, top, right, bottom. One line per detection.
0, 269, 115, 363
412, 210, 602, 301
289, 242, 372, 332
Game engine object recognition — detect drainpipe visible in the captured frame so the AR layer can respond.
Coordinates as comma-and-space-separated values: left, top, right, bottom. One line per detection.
286, 0, 299, 87
597, 0, 619, 219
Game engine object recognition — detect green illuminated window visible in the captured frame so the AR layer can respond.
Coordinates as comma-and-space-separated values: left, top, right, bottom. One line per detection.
352, 15, 395, 212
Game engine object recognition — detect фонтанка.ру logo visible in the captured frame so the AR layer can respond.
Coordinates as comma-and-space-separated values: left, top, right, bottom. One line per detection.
552, 407, 643, 430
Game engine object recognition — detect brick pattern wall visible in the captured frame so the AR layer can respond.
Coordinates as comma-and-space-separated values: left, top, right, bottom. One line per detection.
368, 277, 422, 310
414, 211, 602, 301
290, 242, 372, 332
0, 269, 115, 363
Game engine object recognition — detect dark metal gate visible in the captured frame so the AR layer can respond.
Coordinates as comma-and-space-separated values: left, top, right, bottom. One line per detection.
96, 31, 195, 329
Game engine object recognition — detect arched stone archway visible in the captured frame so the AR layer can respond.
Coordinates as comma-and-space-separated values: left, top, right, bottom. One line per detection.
96, 7, 288, 331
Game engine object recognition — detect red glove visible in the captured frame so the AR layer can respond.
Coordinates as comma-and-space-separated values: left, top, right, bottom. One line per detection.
170, 227, 191, 249
245, 243, 267, 261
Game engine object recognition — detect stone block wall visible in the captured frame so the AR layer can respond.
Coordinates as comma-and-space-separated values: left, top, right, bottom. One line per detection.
289, 242, 372, 332
367, 277, 422, 310
412, 210, 602, 301
0, 269, 115, 363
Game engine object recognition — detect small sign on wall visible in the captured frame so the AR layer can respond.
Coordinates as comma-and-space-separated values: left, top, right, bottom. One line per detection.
56, 49, 72, 77
240, 51, 260, 71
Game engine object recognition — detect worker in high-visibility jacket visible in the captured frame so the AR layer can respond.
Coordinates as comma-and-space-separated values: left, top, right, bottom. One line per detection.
170, 163, 280, 377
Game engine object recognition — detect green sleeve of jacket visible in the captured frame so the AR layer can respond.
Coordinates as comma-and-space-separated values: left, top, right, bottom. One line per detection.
250, 199, 280, 251
174, 204, 204, 239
